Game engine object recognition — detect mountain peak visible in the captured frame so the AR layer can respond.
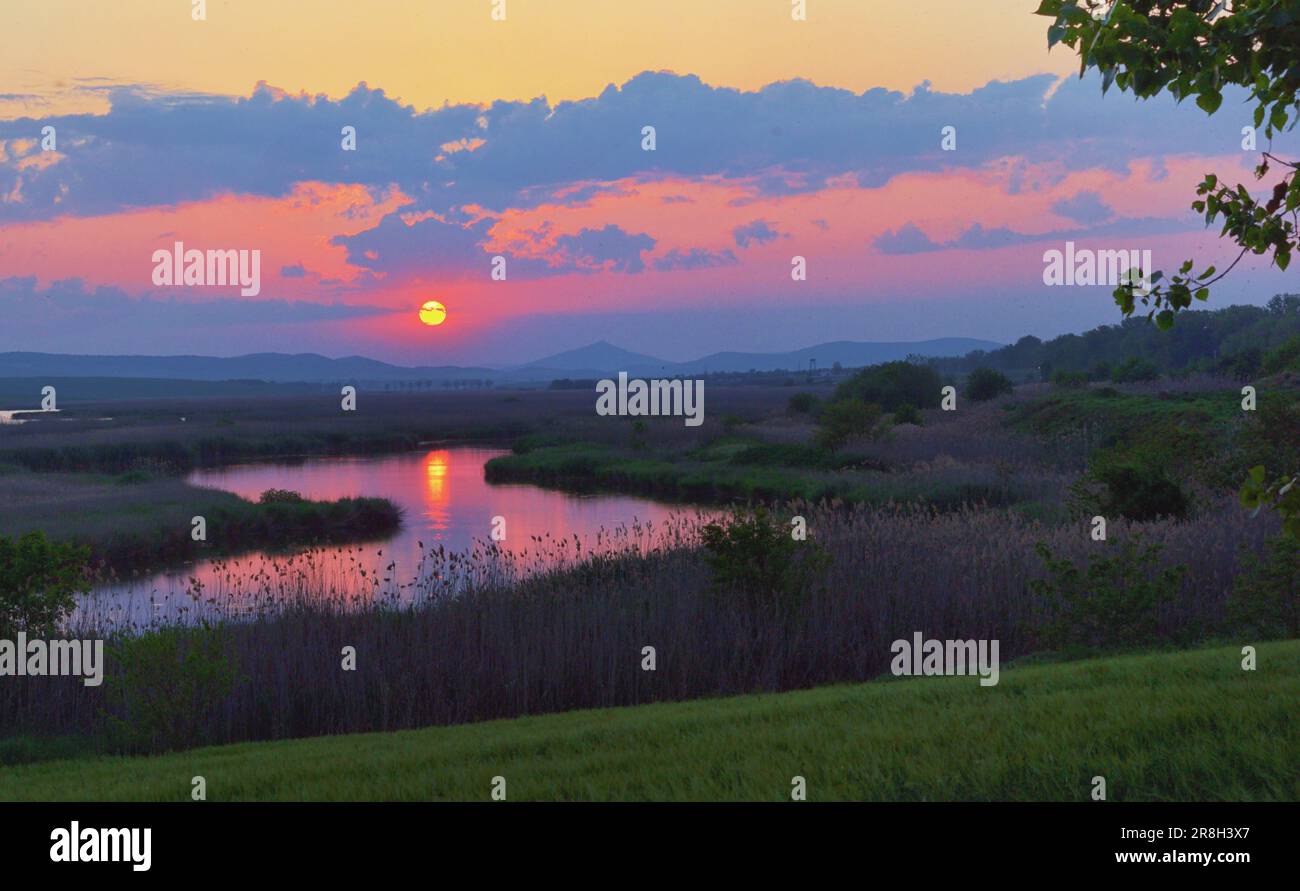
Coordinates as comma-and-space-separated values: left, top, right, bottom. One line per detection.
515, 341, 670, 371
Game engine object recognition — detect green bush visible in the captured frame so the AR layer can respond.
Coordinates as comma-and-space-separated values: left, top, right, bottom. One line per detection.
1030, 537, 1186, 650
1261, 334, 1300, 375
1215, 347, 1263, 382
0, 532, 90, 637
1051, 369, 1089, 389
1111, 356, 1160, 383
965, 367, 1014, 402
1227, 535, 1299, 638
835, 361, 941, 412
892, 402, 923, 426
630, 420, 648, 450
104, 623, 242, 753
1080, 457, 1191, 522
700, 507, 829, 615
787, 392, 819, 414
815, 399, 882, 450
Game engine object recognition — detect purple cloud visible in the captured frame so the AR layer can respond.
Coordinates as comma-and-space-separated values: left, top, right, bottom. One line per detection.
733, 219, 783, 248
554, 225, 657, 274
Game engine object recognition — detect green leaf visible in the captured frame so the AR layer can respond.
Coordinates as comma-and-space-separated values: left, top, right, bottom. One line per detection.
1155, 310, 1175, 330
1058, 4, 1092, 24
1196, 91, 1223, 114
1270, 104, 1289, 133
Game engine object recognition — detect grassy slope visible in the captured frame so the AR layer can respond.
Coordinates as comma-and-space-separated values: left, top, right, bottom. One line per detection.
2, 641, 1295, 802
1008, 387, 1244, 438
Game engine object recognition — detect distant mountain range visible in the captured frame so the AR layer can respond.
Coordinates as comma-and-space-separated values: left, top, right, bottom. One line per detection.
0, 338, 1000, 385
526, 338, 1001, 377
0, 352, 495, 383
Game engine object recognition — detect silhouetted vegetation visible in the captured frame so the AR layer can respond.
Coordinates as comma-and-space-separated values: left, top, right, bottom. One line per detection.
965, 367, 1013, 401
891, 403, 923, 426
701, 507, 829, 615
815, 399, 882, 450
1228, 534, 1299, 639
931, 298, 1300, 381
835, 360, 942, 411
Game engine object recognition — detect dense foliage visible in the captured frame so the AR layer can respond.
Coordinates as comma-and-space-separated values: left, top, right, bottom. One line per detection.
815, 399, 883, 450
932, 298, 1300, 380
1037, 0, 1300, 325
1031, 537, 1187, 650
1037, 1, 1300, 538
965, 367, 1014, 401
834, 360, 942, 411
700, 507, 830, 615
0, 532, 90, 637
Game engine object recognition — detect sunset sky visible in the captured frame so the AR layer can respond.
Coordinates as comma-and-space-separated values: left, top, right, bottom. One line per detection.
1, 0, 1294, 365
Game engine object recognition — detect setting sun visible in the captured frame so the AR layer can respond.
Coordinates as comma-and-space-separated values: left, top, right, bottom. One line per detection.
419, 300, 447, 326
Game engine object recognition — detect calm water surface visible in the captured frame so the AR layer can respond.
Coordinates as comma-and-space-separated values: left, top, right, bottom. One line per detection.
80, 447, 710, 628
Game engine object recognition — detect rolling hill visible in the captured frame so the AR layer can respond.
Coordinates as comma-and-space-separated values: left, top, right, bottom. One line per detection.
0, 336, 1001, 386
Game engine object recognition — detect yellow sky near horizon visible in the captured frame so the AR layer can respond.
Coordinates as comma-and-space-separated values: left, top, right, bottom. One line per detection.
2, 0, 1075, 116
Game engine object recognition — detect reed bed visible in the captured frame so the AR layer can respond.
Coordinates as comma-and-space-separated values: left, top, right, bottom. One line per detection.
0, 496, 1274, 754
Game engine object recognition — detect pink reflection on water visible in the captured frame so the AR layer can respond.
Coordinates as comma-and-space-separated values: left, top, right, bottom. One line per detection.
77, 447, 713, 629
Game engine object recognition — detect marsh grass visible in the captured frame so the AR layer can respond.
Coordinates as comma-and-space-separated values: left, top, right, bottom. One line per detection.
0, 496, 1275, 757
0, 469, 401, 573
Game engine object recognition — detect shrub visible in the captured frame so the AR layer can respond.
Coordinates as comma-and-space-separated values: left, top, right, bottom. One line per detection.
1227, 535, 1299, 638
1052, 369, 1089, 389
259, 488, 305, 504
1030, 537, 1186, 650
787, 392, 819, 415
835, 361, 941, 412
104, 623, 242, 753
892, 402, 923, 426
700, 507, 829, 615
1111, 356, 1160, 383
965, 367, 1014, 401
1261, 334, 1300, 375
0, 532, 90, 637
1241, 392, 1300, 468
815, 399, 882, 450
1215, 347, 1263, 382
1078, 457, 1191, 522
630, 420, 648, 451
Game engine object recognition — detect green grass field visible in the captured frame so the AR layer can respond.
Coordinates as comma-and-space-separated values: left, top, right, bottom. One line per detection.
2, 641, 1294, 802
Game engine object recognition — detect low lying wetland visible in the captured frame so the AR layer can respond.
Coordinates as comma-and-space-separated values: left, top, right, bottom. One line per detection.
0, 376, 1295, 763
